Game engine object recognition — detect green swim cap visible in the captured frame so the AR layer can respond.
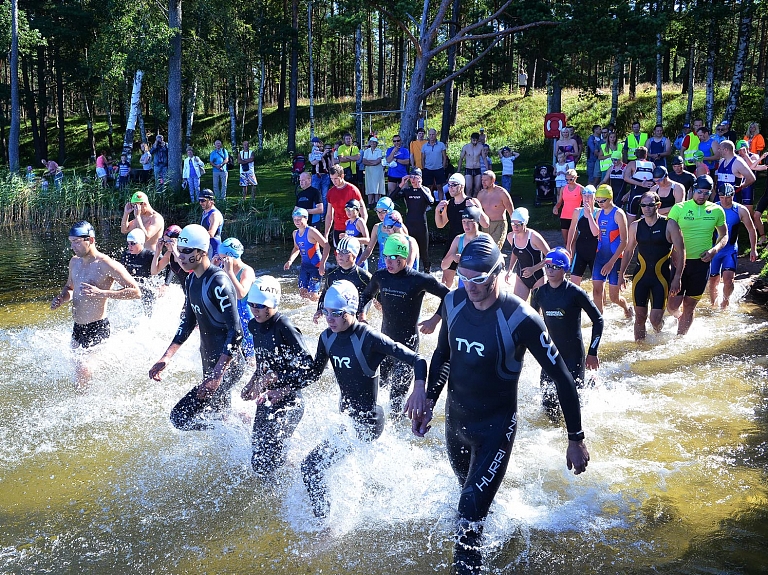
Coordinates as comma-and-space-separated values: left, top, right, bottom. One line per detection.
383, 234, 409, 258
736, 139, 749, 150
693, 150, 704, 161
611, 151, 623, 160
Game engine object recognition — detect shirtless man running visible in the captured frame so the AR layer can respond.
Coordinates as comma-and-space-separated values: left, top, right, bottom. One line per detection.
476, 170, 515, 249
458, 132, 483, 197
121, 191, 165, 252
51, 221, 141, 389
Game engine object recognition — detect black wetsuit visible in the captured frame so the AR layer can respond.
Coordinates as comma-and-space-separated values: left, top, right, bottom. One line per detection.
510, 231, 544, 290
571, 208, 599, 277
170, 265, 245, 430
443, 196, 474, 269
531, 281, 603, 414
121, 248, 156, 315
302, 321, 428, 517
316, 264, 372, 313
391, 184, 434, 272
427, 289, 584, 524
247, 312, 313, 475
360, 267, 449, 412
164, 258, 189, 294
633, 217, 673, 310
657, 186, 678, 212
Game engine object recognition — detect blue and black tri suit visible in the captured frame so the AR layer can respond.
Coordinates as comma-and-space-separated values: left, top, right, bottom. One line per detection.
427, 289, 584, 524
710, 201, 744, 276
301, 321, 428, 517
247, 312, 313, 475
633, 216, 674, 310
170, 265, 245, 430
593, 206, 623, 285
201, 207, 223, 257
531, 280, 603, 415
295, 226, 323, 292
360, 266, 449, 412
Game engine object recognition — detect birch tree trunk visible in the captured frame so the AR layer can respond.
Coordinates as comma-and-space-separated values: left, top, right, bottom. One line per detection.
724, 0, 753, 123
228, 75, 237, 152
122, 70, 143, 164
185, 79, 197, 148
8, 0, 19, 172
84, 95, 96, 160
258, 60, 265, 151
441, 0, 460, 143
168, 0, 183, 193
288, 0, 299, 152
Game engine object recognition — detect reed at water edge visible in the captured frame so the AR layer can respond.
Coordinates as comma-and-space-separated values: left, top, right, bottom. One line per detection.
0, 169, 290, 244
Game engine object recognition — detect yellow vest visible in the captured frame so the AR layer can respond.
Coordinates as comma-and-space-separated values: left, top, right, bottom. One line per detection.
625, 133, 648, 160
599, 143, 613, 172
683, 133, 700, 166
337, 145, 359, 174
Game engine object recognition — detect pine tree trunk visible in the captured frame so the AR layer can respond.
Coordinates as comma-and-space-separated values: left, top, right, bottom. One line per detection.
53, 46, 66, 165
168, 0, 183, 193
84, 95, 96, 161
610, 55, 622, 125
441, 0, 460, 141
9, 0, 19, 172
366, 14, 374, 96
355, 23, 363, 145
22, 56, 42, 163
378, 18, 385, 98
37, 45, 48, 161
656, 34, 663, 125
287, 0, 299, 153
308, 0, 315, 138
258, 60, 265, 151
629, 57, 637, 100
686, 43, 695, 122
724, 0, 753, 123
122, 70, 143, 165
229, 75, 237, 152
705, 19, 717, 129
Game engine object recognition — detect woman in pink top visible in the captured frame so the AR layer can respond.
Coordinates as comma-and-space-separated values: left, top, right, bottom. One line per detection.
95, 150, 108, 187
553, 168, 584, 244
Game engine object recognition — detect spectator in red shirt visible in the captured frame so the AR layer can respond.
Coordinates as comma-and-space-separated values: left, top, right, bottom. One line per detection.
325, 164, 367, 249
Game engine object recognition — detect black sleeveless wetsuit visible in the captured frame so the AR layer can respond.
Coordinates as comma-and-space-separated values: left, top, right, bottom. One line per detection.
302, 322, 427, 517
360, 267, 449, 412
170, 265, 245, 430
633, 217, 673, 310
316, 264, 372, 313
121, 248, 156, 315
247, 312, 313, 475
391, 184, 434, 271
572, 208, 599, 277
443, 196, 474, 269
531, 281, 603, 413
427, 289, 584, 523
511, 231, 544, 290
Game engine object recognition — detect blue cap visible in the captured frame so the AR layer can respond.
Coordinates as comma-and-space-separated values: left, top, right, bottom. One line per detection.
545, 247, 571, 269
311, 136, 322, 143
292, 207, 308, 218
376, 197, 395, 213
383, 214, 402, 228
218, 237, 244, 258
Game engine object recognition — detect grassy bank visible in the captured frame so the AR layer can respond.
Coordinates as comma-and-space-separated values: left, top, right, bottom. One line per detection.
5, 84, 766, 239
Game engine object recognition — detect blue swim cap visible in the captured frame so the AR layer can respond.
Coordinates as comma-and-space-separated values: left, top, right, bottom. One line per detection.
545, 247, 571, 269
292, 207, 309, 218
376, 197, 395, 213
459, 235, 502, 273
69, 220, 95, 238
383, 214, 402, 228
218, 237, 244, 258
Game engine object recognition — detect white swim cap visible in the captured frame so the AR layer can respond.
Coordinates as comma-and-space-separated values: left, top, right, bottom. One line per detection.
323, 280, 358, 314
127, 229, 146, 244
510, 207, 530, 224
247, 275, 281, 308
177, 224, 211, 252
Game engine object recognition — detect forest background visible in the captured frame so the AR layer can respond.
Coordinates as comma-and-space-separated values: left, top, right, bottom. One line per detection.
2, 0, 768, 242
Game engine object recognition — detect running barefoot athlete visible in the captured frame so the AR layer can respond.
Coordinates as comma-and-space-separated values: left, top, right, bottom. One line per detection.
51, 221, 141, 389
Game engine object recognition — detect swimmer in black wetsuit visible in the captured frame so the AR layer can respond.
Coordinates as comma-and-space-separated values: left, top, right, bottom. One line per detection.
359, 234, 449, 414
619, 191, 685, 340
406, 236, 589, 575
149, 224, 245, 431
240, 276, 312, 475
120, 228, 157, 316
301, 280, 428, 518
314, 236, 372, 322
531, 248, 603, 418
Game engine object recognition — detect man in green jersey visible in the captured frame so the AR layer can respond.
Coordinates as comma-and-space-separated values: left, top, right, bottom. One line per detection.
667, 175, 727, 335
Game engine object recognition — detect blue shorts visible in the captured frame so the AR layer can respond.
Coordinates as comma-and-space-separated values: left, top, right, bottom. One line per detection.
735, 185, 754, 205
709, 247, 738, 276
298, 262, 321, 293
592, 255, 622, 285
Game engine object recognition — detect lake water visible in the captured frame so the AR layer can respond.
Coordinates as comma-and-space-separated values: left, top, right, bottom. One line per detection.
1, 227, 767, 574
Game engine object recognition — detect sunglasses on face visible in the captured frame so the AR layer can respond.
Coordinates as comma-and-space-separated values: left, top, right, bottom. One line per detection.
596, 199, 608, 204
248, 302, 269, 310
178, 247, 197, 255
510, 221, 524, 227
695, 189, 711, 194
127, 241, 138, 246
321, 308, 347, 318
384, 254, 403, 260
337, 250, 353, 256
448, 183, 460, 188
544, 263, 564, 271
640, 202, 658, 208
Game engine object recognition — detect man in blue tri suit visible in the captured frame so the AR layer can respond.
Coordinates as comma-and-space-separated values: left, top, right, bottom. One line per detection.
407, 235, 589, 575
284, 208, 329, 301
198, 188, 224, 257
707, 183, 758, 308
149, 224, 245, 431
